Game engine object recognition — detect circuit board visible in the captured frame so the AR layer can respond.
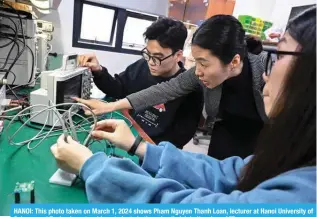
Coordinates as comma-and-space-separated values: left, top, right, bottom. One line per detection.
14, 181, 35, 193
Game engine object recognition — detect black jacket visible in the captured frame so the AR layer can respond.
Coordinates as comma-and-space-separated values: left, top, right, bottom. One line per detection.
92, 59, 203, 148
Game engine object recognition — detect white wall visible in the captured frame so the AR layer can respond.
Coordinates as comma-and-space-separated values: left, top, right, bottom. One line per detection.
233, 0, 277, 21
270, 0, 316, 29
233, 0, 316, 28
41, 0, 168, 75
91, 0, 169, 16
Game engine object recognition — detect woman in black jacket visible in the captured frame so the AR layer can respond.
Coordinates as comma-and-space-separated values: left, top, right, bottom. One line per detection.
76, 15, 267, 159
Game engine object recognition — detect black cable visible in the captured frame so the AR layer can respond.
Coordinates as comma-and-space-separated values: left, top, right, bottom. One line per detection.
48, 52, 58, 57
0, 44, 24, 81
0, 38, 18, 69
0, 3, 26, 101
6, 92, 28, 100
16, 38, 34, 84
0, 34, 18, 69
1, 2, 26, 79
0, 36, 20, 71
0, 35, 13, 47
0, 34, 34, 84
6, 70, 16, 85
6, 83, 20, 100
0, 38, 21, 100
11, 71, 16, 84
0, 15, 17, 48
0, 28, 14, 47
0, 24, 19, 70
0, 9, 30, 20
0, 24, 19, 87
0, 32, 14, 47
0, 22, 16, 48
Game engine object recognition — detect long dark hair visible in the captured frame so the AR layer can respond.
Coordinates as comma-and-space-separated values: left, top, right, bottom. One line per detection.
192, 15, 246, 64
191, 15, 263, 63
237, 6, 316, 192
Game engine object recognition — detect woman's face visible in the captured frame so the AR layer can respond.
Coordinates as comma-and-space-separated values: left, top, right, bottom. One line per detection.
191, 45, 232, 88
263, 31, 300, 116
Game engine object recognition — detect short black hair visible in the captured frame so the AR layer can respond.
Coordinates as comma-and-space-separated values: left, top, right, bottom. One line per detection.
143, 17, 187, 53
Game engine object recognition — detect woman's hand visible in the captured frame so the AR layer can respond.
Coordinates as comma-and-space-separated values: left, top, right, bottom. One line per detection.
91, 119, 147, 158
92, 119, 135, 150
73, 97, 116, 115
51, 135, 93, 174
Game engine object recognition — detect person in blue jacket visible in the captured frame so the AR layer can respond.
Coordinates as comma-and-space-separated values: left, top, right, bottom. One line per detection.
51, 7, 316, 203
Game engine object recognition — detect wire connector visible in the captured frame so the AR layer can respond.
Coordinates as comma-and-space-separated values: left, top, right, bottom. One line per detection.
0, 79, 8, 85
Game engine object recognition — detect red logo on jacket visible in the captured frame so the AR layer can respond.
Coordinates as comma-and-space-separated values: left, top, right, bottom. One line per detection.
153, 104, 166, 112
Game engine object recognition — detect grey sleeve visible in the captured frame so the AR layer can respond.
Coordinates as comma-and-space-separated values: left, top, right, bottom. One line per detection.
259, 51, 268, 68
126, 67, 200, 111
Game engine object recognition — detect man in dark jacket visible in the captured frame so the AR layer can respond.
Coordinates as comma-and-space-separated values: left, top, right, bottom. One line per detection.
78, 18, 203, 148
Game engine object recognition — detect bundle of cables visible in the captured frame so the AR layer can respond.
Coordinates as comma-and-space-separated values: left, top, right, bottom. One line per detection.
0, 1, 26, 79
4, 102, 98, 150
1, 100, 133, 151
0, 1, 36, 87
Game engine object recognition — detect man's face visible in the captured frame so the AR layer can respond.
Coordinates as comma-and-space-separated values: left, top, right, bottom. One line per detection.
142, 40, 181, 76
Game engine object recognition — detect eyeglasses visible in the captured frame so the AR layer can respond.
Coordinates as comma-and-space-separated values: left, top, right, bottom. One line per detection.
265, 50, 303, 76
141, 48, 176, 66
